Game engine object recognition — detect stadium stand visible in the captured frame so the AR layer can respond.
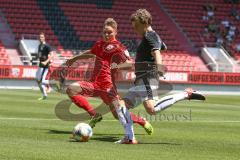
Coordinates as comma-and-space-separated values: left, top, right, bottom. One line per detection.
1, 0, 239, 71
37, 0, 81, 50
160, 0, 240, 60
0, 40, 10, 65
58, 0, 208, 71
59, 0, 182, 51
0, 0, 61, 48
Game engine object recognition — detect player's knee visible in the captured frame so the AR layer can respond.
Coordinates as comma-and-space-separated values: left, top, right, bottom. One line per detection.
144, 104, 156, 115
146, 108, 156, 115
107, 104, 118, 119
66, 87, 72, 97
66, 87, 76, 97
111, 100, 121, 109
143, 102, 156, 115
67, 83, 82, 97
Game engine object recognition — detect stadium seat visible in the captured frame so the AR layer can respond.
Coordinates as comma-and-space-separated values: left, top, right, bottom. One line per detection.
0, 0, 212, 71
161, 0, 240, 61
0, 41, 11, 65
0, 0, 61, 48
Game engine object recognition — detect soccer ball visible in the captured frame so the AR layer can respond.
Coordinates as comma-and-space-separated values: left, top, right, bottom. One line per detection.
72, 123, 93, 142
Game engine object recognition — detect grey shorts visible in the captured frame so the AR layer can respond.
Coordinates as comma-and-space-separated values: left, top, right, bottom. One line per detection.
124, 77, 159, 108
36, 67, 49, 84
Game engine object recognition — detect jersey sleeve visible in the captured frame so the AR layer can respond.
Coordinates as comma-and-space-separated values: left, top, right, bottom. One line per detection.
46, 44, 53, 53
111, 42, 130, 64
145, 32, 166, 51
111, 49, 129, 64
90, 42, 99, 56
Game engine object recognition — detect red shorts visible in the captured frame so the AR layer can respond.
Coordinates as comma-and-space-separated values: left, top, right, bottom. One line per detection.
78, 81, 118, 105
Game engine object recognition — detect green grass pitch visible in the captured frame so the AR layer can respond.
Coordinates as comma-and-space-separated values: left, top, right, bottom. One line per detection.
0, 89, 239, 160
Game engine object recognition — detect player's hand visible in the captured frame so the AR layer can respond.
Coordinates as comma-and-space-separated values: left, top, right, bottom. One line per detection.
111, 62, 118, 69
41, 61, 48, 66
155, 64, 165, 77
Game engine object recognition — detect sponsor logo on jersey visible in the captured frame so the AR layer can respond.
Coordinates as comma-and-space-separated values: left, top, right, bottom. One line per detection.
106, 44, 114, 50
104, 44, 118, 53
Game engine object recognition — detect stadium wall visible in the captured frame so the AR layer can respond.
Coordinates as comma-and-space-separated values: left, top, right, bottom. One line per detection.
0, 65, 240, 95
1, 79, 240, 95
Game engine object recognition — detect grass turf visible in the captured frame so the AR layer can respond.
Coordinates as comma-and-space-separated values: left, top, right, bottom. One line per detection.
0, 89, 239, 160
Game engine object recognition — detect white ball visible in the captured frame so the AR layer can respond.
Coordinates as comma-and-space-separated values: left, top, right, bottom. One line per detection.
72, 123, 93, 142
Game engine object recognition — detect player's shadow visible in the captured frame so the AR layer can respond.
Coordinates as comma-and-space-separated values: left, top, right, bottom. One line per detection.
91, 136, 119, 142
48, 130, 122, 142
93, 134, 181, 145
94, 133, 145, 136
92, 136, 182, 145
92, 133, 146, 142
48, 129, 72, 134
48, 130, 145, 136
92, 133, 129, 142
48, 130, 182, 145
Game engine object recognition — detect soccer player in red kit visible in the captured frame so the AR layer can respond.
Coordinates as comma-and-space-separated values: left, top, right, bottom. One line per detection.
66, 18, 153, 137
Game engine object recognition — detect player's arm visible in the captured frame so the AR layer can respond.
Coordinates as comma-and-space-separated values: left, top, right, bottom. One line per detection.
41, 51, 53, 66
111, 50, 133, 70
111, 59, 133, 70
65, 50, 95, 66
147, 33, 166, 76
151, 49, 164, 76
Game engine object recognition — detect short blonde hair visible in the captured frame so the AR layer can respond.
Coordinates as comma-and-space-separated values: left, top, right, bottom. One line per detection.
130, 9, 152, 25
104, 18, 118, 30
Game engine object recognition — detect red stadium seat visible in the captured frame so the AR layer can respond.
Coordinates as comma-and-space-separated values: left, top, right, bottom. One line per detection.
0, 41, 11, 65
0, 0, 61, 49
161, 0, 240, 61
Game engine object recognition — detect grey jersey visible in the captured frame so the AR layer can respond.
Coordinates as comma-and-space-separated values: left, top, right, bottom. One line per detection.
38, 43, 52, 68
135, 30, 165, 79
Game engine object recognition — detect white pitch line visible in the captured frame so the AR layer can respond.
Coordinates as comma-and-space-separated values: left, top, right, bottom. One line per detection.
177, 120, 240, 123
0, 117, 59, 121
0, 117, 240, 123
0, 117, 118, 122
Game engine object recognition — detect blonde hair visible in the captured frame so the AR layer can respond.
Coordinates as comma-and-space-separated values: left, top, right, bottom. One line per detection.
130, 9, 152, 25
104, 18, 118, 30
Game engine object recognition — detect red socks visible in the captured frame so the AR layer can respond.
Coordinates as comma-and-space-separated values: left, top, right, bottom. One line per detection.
70, 95, 96, 116
130, 112, 146, 126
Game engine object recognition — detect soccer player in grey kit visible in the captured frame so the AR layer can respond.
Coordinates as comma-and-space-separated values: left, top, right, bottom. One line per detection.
36, 32, 53, 100
113, 9, 205, 144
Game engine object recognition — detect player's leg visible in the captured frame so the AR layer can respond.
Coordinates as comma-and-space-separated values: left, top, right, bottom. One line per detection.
98, 88, 137, 143
43, 67, 51, 93
123, 80, 159, 135
109, 104, 145, 126
35, 67, 43, 93
108, 104, 153, 135
124, 78, 205, 115
153, 88, 205, 113
137, 88, 205, 115
112, 99, 137, 144
45, 84, 52, 93
36, 67, 47, 100
66, 81, 99, 118
41, 68, 50, 98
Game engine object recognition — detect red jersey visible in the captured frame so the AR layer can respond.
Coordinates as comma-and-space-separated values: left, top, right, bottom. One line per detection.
90, 39, 128, 89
